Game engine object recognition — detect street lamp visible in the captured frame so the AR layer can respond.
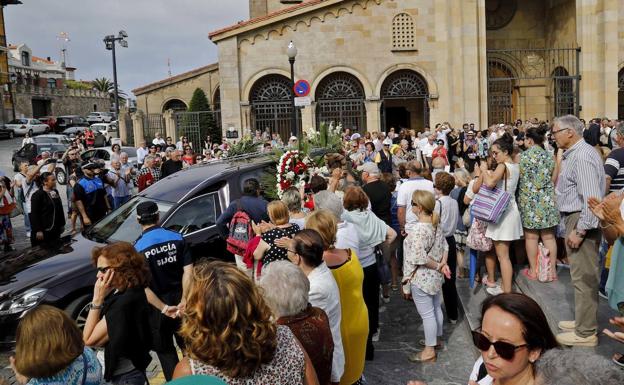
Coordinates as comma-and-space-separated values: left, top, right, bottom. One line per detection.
8, 73, 16, 119
103, 31, 128, 118
287, 41, 298, 138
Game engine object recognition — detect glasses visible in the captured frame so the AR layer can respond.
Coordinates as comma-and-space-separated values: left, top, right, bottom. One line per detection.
97, 266, 111, 274
551, 127, 569, 136
471, 331, 527, 360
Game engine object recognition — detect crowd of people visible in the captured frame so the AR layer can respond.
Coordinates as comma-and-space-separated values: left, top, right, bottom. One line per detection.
4, 114, 624, 385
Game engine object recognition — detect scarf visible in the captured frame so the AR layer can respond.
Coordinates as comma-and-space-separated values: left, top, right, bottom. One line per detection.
341, 209, 387, 249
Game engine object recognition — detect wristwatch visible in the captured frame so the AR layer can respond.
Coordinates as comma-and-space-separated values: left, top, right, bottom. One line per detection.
89, 302, 103, 310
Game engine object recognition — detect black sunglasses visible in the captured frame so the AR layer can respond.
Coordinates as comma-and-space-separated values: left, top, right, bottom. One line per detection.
97, 266, 112, 274
471, 330, 527, 361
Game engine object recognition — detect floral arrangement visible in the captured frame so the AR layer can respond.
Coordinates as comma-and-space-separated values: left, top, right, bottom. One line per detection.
276, 150, 314, 198
304, 122, 345, 153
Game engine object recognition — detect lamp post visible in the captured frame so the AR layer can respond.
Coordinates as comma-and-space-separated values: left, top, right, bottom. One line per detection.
287, 41, 298, 138
103, 31, 128, 118
8, 73, 16, 120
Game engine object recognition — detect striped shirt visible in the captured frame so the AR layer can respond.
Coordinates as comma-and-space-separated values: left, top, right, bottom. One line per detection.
556, 139, 605, 231
604, 148, 624, 193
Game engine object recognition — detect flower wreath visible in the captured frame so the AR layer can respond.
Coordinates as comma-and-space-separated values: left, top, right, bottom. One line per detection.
276, 150, 314, 198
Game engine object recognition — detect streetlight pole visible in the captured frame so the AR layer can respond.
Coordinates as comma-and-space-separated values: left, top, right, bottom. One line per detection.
287, 41, 298, 138
103, 31, 128, 119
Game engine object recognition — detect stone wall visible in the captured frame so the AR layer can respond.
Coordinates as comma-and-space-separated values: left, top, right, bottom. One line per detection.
13, 86, 110, 118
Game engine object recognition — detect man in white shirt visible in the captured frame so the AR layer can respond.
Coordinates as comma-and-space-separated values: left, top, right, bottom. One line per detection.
136, 140, 148, 168
421, 134, 437, 168
152, 132, 166, 146
396, 160, 435, 236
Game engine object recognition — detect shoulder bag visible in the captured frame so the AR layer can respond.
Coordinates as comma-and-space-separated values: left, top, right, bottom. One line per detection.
471, 166, 511, 223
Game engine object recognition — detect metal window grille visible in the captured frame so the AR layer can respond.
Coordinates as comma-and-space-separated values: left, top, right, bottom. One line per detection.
380, 69, 430, 130
250, 75, 301, 141
173, 111, 220, 151
315, 72, 366, 132
143, 113, 165, 145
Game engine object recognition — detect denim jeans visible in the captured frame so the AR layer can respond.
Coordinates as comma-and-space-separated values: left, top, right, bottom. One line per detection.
110, 369, 147, 385
411, 285, 444, 346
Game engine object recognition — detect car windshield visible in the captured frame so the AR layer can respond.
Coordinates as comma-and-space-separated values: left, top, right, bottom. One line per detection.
8, 119, 27, 124
33, 137, 58, 143
86, 196, 173, 243
37, 144, 67, 155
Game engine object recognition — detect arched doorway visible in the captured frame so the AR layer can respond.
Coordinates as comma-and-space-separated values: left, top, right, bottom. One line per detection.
487, 60, 515, 125
552, 67, 574, 117
380, 70, 429, 132
162, 99, 187, 113
212, 87, 221, 112
315, 72, 366, 132
250, 74, 301, 142
619, 68, 624, 120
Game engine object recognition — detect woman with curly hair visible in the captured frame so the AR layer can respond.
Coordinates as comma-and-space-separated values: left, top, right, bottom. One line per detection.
83, 242, 153, 385
172, 260, 319, 385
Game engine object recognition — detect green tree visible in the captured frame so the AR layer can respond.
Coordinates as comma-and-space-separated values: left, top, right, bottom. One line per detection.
65, 79, 92, 90
188, 88, 221, 144
91, 77, 128, 105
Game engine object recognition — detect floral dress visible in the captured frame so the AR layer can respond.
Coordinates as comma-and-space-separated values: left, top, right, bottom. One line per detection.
402, 223, 448, 295
518, 146, 559, 230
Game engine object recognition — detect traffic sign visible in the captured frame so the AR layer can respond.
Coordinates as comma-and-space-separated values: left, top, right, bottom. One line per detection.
295, 96, 311, 107
294, 80, 311, 97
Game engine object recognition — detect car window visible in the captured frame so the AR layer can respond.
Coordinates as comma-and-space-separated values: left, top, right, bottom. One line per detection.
8, 119, 27, 124
163, 193, 218, 235
81, 150, 96, 161
97, 150, 110, 161
32, 119, 41, 124
88, 197, 173, 243
33, 137, 56, 143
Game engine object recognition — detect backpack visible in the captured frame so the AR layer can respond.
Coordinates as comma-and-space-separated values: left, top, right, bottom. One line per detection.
226, 201, 254, 256
537, 242, 551, 282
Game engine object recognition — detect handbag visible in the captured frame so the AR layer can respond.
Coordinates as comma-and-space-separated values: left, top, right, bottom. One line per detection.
466, 218, 492, 252
472, 167, 511, 223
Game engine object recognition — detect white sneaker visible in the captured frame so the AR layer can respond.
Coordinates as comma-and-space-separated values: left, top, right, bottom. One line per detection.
372, 330, 380, 342
486, 286, 504, 296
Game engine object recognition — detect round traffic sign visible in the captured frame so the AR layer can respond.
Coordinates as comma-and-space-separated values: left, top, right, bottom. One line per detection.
294, 80, 311, 97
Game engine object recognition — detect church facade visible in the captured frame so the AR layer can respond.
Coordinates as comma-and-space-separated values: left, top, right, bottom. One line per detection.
133, 0, 624, 141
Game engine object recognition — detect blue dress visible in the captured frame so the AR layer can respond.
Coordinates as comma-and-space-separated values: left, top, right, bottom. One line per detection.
27, 347, 102, 385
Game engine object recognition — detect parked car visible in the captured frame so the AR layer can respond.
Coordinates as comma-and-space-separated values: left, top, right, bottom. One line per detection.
56, 115, 88, 134
0, 153, 274, 347
62, 126, 88, 135
0, 125, 15, 139
32, 134, 72, 145
80, 146, 138, 169
38, 116, 58, 132
90, 122, 118, 143
12, 142, 68, 170
86, 112, 114, 124
4, 118, 49, 136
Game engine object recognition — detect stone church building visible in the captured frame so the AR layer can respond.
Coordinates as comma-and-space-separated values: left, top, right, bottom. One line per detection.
132, 0, 624, 141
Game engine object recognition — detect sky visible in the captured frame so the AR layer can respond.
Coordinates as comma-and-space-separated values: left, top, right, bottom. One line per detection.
4, 0, 249, 97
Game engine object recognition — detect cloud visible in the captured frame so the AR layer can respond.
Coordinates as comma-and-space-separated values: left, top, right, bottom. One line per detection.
4, 0, 249, 96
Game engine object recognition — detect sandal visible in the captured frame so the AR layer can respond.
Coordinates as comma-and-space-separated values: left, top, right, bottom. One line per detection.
408, 352, 437, 363
612, 353, 624, 368
482, 275, 497, 288
521, 268, 537, 281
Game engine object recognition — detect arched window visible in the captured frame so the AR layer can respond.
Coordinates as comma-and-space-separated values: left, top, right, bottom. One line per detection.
315, 72, 366, 131
213, 87, 221, 112
553, 67, 574, 117
250, 74, 301, 141
47, 78, 56, 89
392, 13, 415, 50
380, 69, 430, 131
162, 99, 188, 113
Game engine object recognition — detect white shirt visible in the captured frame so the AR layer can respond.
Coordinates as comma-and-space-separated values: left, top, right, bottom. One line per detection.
137, 147, 148, 163
152, 138, 166, 146
422, 141, 435, 157
469, 357, 493, 385
308, 263, 345, 383
397, 177, 435, 230
435, 195, 459, 237
23, 178, 37, 214
336, 221, 361, 258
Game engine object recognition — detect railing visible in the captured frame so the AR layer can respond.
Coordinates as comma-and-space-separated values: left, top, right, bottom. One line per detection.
13, 84, 108, 98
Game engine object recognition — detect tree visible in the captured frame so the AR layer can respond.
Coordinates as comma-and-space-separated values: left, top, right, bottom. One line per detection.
188, 88, 221, 144
92, 77, 128, 106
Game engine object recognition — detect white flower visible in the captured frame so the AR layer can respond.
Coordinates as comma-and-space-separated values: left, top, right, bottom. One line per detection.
286, 171, 295, 180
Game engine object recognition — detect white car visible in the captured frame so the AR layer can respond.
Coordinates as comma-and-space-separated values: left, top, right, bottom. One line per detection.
86, 112, 114, 124
5, 118, 49, 136
80, 146, 138, 170
62, 126, 88, 135
91, 123, 118, 143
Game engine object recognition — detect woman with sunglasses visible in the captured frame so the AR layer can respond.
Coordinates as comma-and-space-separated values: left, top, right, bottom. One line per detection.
83, 242, 153, 385
469, 293, 559, 385
181, 146, 195, 166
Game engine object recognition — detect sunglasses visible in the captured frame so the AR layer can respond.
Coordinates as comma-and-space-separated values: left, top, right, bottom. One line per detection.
97, 266, 112, 274
471, 330, 527, 360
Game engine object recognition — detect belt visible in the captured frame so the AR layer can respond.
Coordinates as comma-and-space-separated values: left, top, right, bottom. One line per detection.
561, 211, 580, 217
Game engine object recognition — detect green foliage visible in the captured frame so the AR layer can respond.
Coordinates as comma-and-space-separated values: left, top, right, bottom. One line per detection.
306, 122, 343, 153
90, 77, 127, 104
226, 136, 259, 157
65, 79, 91, 90
188, 88, 221, 144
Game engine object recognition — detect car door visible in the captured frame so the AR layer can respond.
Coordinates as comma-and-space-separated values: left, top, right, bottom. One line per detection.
161, 191, 226, 262
32, 119, 45, 134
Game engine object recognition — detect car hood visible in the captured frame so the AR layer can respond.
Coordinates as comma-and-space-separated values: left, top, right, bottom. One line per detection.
0, 234, 102, 300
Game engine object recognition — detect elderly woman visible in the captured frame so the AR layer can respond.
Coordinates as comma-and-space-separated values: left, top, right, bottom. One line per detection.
287, 230, 345, 384
260, 261, 334, 385
83, 242, 153, 384
173, 261, 318, 384
341, 186, 397, 360
314, 190, 360, 256
518, 124, 559, 281
253, 200, 300, 267
306, 210, 368, 385
10, 305, 102, 385
282, 186, 307, 229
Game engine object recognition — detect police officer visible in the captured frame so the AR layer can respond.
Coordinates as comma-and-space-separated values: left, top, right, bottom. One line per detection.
133, 201, 192, 381
73, 160, 110, 227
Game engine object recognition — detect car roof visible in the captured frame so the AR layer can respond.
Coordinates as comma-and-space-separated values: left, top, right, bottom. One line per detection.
141, 154, 274, 203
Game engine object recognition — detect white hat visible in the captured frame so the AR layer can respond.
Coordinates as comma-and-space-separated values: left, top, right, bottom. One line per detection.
357, 162, 381, 174
383, 138, 393, 146
350, 133, 361, 141
289, 136, 298, 141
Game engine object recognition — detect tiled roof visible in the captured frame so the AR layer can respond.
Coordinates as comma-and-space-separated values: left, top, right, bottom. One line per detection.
209, 0, 327, 39
32, 56, 54, 65
132, 63, 219, 95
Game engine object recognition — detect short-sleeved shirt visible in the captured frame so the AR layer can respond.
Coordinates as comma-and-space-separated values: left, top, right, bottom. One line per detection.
261, 224, 300, 266
73, 176, 108, 222
134, 226, 193, 298
362, 180, 392, 225
396, 177, 435, 230
604, 148, 624, 193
